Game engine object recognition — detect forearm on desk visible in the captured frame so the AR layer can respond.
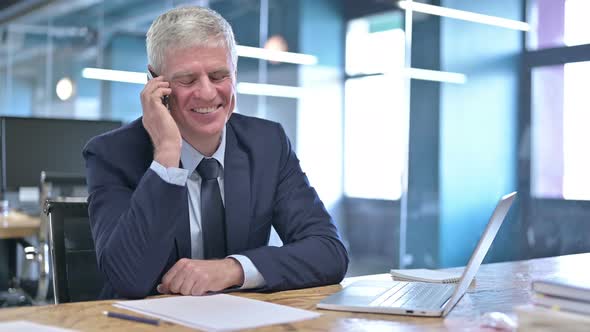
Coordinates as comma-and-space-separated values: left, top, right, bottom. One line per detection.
88, 167, 187, 298
238, 126, 348, 291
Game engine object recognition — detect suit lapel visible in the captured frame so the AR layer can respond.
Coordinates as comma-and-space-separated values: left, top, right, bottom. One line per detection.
224, 123, 251, 254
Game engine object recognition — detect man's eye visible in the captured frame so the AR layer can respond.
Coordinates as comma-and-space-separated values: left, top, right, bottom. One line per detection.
179, 79, 195, 85
210, 74, 227, 81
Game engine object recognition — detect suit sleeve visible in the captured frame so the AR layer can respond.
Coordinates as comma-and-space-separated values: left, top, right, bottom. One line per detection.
241, 125, 349, 291
84, 140, 187, 298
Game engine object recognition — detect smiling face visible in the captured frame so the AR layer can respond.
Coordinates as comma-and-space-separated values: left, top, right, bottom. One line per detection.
161, 45, 236, 153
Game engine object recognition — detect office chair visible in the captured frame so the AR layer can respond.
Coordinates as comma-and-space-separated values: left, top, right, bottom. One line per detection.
19, 172, 88, 303
46, 198, 104, 303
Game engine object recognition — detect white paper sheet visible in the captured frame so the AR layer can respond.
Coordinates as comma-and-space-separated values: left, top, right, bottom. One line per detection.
0, 321, 78, 332
114, 294, 321, 331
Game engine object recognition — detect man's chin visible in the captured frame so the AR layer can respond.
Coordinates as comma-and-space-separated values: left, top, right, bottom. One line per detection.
182, 124, 224, 140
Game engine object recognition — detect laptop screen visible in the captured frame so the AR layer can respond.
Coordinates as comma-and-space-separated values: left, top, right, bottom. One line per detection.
442, 192, 517, 316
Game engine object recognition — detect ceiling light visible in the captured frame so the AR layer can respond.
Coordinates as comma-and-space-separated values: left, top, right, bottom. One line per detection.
55, 77, 74, 101
264, 35, 288, 53
404, 68, 467, 84
237, 82, 305, 99
264, 35, 289, 65
236, 45, 318, 65
82, 68, 147, 84
398, 1, 530, 31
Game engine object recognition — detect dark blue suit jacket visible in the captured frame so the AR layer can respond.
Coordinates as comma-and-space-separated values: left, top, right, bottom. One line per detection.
83, 114, 348, 299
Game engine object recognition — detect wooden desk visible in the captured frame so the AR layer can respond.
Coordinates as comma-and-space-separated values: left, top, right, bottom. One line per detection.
0, 211, 41, 239
0, 253, 587, 331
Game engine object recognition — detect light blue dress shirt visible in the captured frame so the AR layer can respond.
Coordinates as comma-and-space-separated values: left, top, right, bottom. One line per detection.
149, 126, 266, 289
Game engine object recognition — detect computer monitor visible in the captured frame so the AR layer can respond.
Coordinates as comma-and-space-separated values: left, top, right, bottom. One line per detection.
0, 116, 122, 192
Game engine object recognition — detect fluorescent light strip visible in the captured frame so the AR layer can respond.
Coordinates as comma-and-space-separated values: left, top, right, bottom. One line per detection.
398, 1, 530, 31
402, 68, 467, 84
82, 68, 147, 84
237, 82, 304, 99
236, 45, 318, 65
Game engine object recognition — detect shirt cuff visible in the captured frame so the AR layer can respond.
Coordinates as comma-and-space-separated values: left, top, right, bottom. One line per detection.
229, 254, 266, 289
150, 161, 189, 186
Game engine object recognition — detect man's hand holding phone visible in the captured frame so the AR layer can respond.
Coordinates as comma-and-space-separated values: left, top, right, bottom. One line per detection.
141, 68, 181, 168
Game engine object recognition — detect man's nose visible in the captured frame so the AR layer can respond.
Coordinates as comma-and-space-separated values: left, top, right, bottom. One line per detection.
193, 77, 216, 100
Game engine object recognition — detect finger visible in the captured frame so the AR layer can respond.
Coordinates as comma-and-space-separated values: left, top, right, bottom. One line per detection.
153, 79, 169, 86
168, 261, 191, 294
190, 273, 211, 296
169, 270, 187, 294
151, 88, 171, 100
190, 282, 207, 296
141, 78, 169, 101
156, 283, 169, 294
142, 76, 164, 94
161, 258, 188, 291
148, 81, 170, 93
144, 89, 171, 112
180, 275, 197, 295
157, 280, 171, 294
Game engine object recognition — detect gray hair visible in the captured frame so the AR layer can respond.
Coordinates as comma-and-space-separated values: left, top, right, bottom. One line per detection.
146, 6, 237, 74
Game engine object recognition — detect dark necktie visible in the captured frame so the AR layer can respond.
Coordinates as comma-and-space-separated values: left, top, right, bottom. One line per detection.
196, 158, 227, 259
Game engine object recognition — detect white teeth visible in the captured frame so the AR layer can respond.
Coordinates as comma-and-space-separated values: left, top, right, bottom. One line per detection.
191, 107, 217, 114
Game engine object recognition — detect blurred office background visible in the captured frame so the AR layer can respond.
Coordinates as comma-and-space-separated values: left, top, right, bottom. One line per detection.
1, 0, 589, 301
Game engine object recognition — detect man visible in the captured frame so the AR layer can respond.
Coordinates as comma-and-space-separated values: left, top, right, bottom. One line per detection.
83, 6, 348, 299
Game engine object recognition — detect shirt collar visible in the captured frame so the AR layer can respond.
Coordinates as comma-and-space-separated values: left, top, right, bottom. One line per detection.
180, 125, 226, 174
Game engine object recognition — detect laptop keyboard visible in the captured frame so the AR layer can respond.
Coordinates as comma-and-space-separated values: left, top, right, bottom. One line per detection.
369, 282, 455, 309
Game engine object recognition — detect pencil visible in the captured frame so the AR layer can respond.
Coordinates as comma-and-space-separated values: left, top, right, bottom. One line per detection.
102, 310, 160, 326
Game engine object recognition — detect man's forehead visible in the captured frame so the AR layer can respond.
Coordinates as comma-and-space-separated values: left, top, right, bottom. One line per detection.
163, 46, 233, 69
164, 44, 230, 59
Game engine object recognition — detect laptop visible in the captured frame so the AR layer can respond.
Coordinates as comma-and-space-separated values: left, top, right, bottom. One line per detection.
317, 191, 517, 317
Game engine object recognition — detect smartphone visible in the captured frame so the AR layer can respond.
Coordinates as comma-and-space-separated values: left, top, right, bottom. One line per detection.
147, 68, 169, 109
